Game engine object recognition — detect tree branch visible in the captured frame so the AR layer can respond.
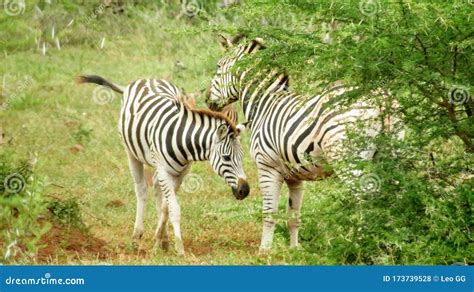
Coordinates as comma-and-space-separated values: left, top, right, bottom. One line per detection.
415, 34, 429, 66
452, 45, 458, 77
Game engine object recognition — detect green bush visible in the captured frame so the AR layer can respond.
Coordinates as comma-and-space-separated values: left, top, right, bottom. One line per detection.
47, 197, 85, 229
0, 154, 50, 264
296, 133, 473, 265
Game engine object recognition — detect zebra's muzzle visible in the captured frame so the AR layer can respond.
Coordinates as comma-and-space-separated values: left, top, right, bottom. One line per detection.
232, 178, 250, 200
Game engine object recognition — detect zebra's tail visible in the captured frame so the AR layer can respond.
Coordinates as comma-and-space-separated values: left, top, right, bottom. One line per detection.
75, 75, 124, 94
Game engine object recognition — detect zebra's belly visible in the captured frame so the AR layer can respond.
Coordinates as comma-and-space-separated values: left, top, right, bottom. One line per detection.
250, 130, 333, 181
119, 117, 155, 167
255, 149, 334, 181
282, 162, 333, 182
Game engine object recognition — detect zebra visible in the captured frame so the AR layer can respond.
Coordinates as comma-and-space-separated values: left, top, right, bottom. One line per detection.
206, 35, 404, 252
76, 75, 250, 255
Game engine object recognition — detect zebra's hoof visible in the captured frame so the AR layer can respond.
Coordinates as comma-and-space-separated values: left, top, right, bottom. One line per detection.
160, 240, 170, 251
258, 247, 272, 255
132, 229, 144, 240
175, 242, 185, 256
289, 244, 303, 252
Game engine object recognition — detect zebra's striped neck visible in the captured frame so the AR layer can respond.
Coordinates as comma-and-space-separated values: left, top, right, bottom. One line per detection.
238, 69, 289, 128
179, 106, 231, 162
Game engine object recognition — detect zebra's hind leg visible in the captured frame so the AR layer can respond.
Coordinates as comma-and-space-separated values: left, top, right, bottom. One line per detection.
126, 152, 147, 240
153, 177, 169, 250
258, 167, 283, 253
156, 171, 185, 256
286, 180, 304, 248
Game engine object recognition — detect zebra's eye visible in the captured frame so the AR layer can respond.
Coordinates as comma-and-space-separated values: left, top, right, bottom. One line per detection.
222, 155, 232, 162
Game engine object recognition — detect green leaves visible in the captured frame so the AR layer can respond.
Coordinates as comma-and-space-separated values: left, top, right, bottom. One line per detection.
0, 154, 49, 264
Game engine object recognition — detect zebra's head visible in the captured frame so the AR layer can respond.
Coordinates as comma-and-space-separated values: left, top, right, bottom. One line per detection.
210, 121, 249, 200
206, 34, 265, 111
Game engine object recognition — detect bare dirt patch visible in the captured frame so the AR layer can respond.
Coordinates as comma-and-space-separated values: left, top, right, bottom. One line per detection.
37, 221, 110, 263
106, 199, 125, 208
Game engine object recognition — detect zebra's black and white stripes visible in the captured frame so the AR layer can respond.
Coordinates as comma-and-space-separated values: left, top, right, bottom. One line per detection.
77, 75, 249, 255
207, 36, 403, 252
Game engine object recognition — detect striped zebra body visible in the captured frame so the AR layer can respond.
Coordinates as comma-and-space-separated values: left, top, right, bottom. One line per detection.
77, 75, 249, 255
207, 37, 403, 252
119, 79, 183, 169
244, 84, 383, 181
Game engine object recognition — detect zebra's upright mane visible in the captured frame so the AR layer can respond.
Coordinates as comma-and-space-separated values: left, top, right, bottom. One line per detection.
179, 95, 238, 133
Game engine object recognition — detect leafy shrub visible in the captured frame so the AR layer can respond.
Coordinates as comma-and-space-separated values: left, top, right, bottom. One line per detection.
297, 133, 473, 265
47, 197, 85, 229
0, 154, 50, 264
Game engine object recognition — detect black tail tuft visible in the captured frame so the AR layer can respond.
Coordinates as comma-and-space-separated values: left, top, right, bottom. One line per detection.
75, 75, 123, 94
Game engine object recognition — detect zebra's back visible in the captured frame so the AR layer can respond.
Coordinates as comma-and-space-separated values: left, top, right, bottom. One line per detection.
119, 79, 182, 167
248, 86, 383, 181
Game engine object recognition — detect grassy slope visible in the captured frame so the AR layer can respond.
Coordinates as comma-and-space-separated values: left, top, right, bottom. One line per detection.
1, 4, 341, 264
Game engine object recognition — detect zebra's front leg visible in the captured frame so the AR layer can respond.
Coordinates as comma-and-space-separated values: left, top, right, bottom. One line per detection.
286, 180, 304, 248
126, 152, 147, 239
156, 172, 185, 256
258, 168, 283, 253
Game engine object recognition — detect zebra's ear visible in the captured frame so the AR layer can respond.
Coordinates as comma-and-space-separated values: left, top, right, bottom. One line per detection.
251, 38, 266, 50
277, 73, 290, 91
218, 33, 245, 49
216, 123, 229, 140
218, 34, 233, 49
230, 33, 245, 45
